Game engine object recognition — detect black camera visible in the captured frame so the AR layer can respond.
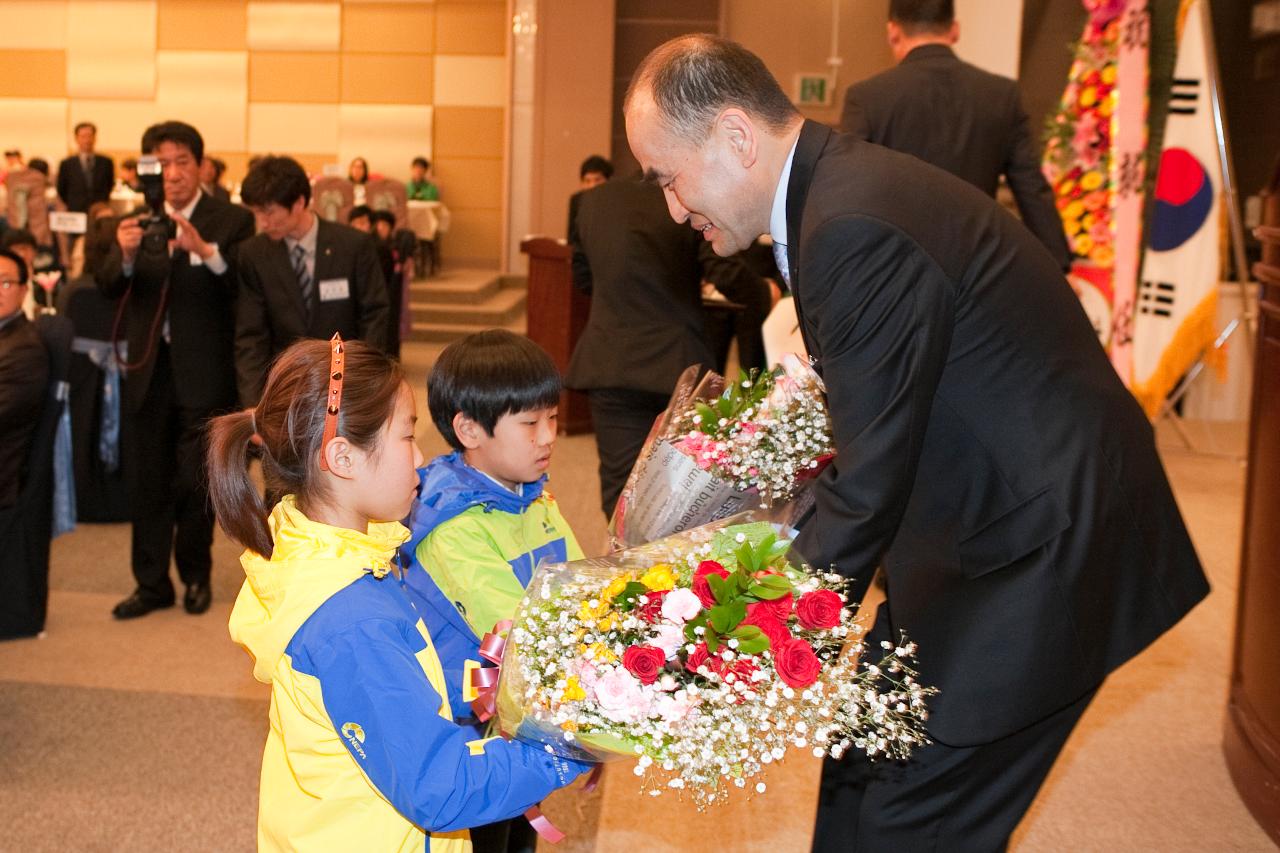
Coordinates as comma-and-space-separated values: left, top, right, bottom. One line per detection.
135, 155, 176, 256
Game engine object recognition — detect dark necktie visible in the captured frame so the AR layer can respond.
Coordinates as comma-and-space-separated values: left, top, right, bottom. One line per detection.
292, 244, 314, 318
82, 155, 93, 187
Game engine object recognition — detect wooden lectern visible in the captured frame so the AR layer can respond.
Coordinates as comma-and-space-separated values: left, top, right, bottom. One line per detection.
1223, 173, 1280, 847
521, 237, 592, 434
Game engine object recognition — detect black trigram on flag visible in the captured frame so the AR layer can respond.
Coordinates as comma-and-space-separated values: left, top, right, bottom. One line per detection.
1169, 77, 1200, 115
1139, 280, 1175, 317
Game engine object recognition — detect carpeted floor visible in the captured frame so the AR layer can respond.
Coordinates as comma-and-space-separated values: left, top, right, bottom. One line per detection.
0, 327, 1273, 852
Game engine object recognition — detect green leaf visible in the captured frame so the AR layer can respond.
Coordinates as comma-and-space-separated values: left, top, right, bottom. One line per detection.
707, 573, 729, 604
706, 629, 721, 653
611, 581, 650, 611
709, 600, 747, 633
748, 582, 791, 601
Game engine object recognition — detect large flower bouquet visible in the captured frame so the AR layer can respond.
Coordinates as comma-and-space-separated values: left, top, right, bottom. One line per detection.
495, 515, 934, 805
609, 355, 834, 550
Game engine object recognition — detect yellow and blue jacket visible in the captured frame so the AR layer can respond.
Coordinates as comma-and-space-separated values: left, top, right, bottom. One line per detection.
229, 496, 584, 852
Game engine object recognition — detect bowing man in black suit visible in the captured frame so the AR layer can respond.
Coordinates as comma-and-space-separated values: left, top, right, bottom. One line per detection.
234, 155, 390, 407
625, 35, 1209, 850
840, 0, 1071, 272
567, 174, 765, 518
97, 121, 256, 620
56, 122, 114, 214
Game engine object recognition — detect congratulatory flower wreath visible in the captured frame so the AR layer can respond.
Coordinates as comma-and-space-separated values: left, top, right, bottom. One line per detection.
495, 515, 935, 806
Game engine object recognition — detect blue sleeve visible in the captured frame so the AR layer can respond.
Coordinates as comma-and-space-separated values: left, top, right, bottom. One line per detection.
311, 618, 590, 832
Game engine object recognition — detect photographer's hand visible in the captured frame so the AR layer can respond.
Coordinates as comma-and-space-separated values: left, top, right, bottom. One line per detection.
116, 216, 143, 267
170, 211, 215, 261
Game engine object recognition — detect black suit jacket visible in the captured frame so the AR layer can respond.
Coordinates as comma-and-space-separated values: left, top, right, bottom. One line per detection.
566, 177, 762, 395
841, 45, 1071, 271
0, 314, 50, 508
235, 217, 389, 406
784, 122, 1207, 746
56, 154, 114, 213
97, 194, 255, 414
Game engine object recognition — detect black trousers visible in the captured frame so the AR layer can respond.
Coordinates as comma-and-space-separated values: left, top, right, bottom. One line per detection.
812, 610, 1098, 853
586, 388, 670, 518
126, 343, 219, 601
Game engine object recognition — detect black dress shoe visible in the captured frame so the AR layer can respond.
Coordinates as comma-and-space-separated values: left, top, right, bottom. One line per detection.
183, 582, 212, 615
112, 591, 175, 620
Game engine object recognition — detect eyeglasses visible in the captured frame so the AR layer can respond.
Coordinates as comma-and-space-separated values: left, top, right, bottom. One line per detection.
0, 280, 25, 290
318, 333, 345, 472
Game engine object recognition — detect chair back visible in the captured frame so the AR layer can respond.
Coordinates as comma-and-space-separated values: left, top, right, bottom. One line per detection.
365, 178, 408, 229
310, 176, 354, 223
5, 168, 52, 245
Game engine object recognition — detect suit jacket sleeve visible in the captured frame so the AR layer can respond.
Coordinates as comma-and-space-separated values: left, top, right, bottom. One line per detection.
839, 85, 872, 140
234, 244, 272, 407
353, 232, 390, 352
95, 238, 132, 300
791, 217, 954, 600
1003, 93, 1072, 272
55, 160, 71, 207
570, 217, 592, 296
0, 327, 49, 433
696, 240, 767, 310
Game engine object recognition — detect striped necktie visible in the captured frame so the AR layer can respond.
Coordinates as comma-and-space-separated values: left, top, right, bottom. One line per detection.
772, 240, 791, 288
292, 244, 314, 318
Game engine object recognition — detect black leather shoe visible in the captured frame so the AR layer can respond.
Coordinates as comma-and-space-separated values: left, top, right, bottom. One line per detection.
183, 582, 212, 615
112, 591, 175, 620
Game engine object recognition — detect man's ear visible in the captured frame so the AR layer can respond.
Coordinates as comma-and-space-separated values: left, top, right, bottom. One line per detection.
452, 412, 485, 450
948, 21, 959, 44
718, 108, 758, 168
321, 436, 359, 480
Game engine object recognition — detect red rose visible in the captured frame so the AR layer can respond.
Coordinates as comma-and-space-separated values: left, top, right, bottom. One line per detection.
622, 644, 666, 685
795, 589, 843, 630
743, 602, 793, 649
774, 638, 822, 688
720, 654, 759, 686
635, 589, 670, 623
692, 560, 729, 608
684, 642, 711, 674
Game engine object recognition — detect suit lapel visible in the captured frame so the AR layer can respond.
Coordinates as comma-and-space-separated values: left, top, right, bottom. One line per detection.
268, 237, 308, 326
786, 120, 832, 364
313, 219, 335, 284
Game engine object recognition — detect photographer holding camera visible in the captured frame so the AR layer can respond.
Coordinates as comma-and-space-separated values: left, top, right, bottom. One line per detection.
97, 121, 254, 621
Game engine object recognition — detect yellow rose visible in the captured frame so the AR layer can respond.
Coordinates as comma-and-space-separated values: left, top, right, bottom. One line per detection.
579, 642, 617, 663
1101, 65, 1117, 85
640, 564, 677, 591
1082, 213, 1096, 231
1080, 171, 1104, 192
1074, 234, 1095, 255
1064, 200, 1086, 221
601, 573, 634, 602
1064, 217, 1083, 235
1089, 244, 1115, 265
1079, 86, 1097, 108
561, 676, 586, 702
1098, 94, 1114, 118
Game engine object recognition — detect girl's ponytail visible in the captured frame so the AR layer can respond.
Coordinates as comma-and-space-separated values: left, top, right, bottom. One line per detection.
206, 408, 273, 558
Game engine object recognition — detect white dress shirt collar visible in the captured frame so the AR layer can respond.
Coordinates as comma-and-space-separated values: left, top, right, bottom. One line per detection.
769, 137, 799, 246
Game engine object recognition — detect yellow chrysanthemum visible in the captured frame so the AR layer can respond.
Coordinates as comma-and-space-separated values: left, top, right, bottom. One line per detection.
640, 564, 677, 591
1082, 213, 1096, 231
1080, 171, 1104, 192
1074, 234, 1095, 255
1064, 217, 1083, 235
579, 641, 618, 663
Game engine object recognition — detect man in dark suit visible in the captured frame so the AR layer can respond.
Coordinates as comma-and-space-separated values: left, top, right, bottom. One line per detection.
567, 174, 764, 517
0, 248, 49, 510
565, 154, 613, 241
840, 0, 1071, 272
98, 121, 255, 620
234, 155, 390, 407
625, 35, 1209, 850
56, 122, 114, 215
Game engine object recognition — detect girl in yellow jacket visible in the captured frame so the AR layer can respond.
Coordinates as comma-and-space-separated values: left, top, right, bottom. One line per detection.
206, 336, 590, 852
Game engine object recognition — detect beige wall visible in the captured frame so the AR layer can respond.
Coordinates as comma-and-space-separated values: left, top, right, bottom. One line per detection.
0, 0, 508, 266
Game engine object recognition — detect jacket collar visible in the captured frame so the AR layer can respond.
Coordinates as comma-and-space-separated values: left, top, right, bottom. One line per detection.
901, 43, 958, 65
402, 451, 546, 556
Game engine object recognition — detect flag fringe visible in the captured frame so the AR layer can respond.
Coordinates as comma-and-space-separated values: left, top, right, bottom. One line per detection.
1131, 288, 1225, 418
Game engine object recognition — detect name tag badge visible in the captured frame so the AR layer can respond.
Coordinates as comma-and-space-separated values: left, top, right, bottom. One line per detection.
319, 278, 350, 302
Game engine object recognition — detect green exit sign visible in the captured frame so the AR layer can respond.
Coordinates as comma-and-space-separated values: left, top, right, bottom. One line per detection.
796, 74, 832, 106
